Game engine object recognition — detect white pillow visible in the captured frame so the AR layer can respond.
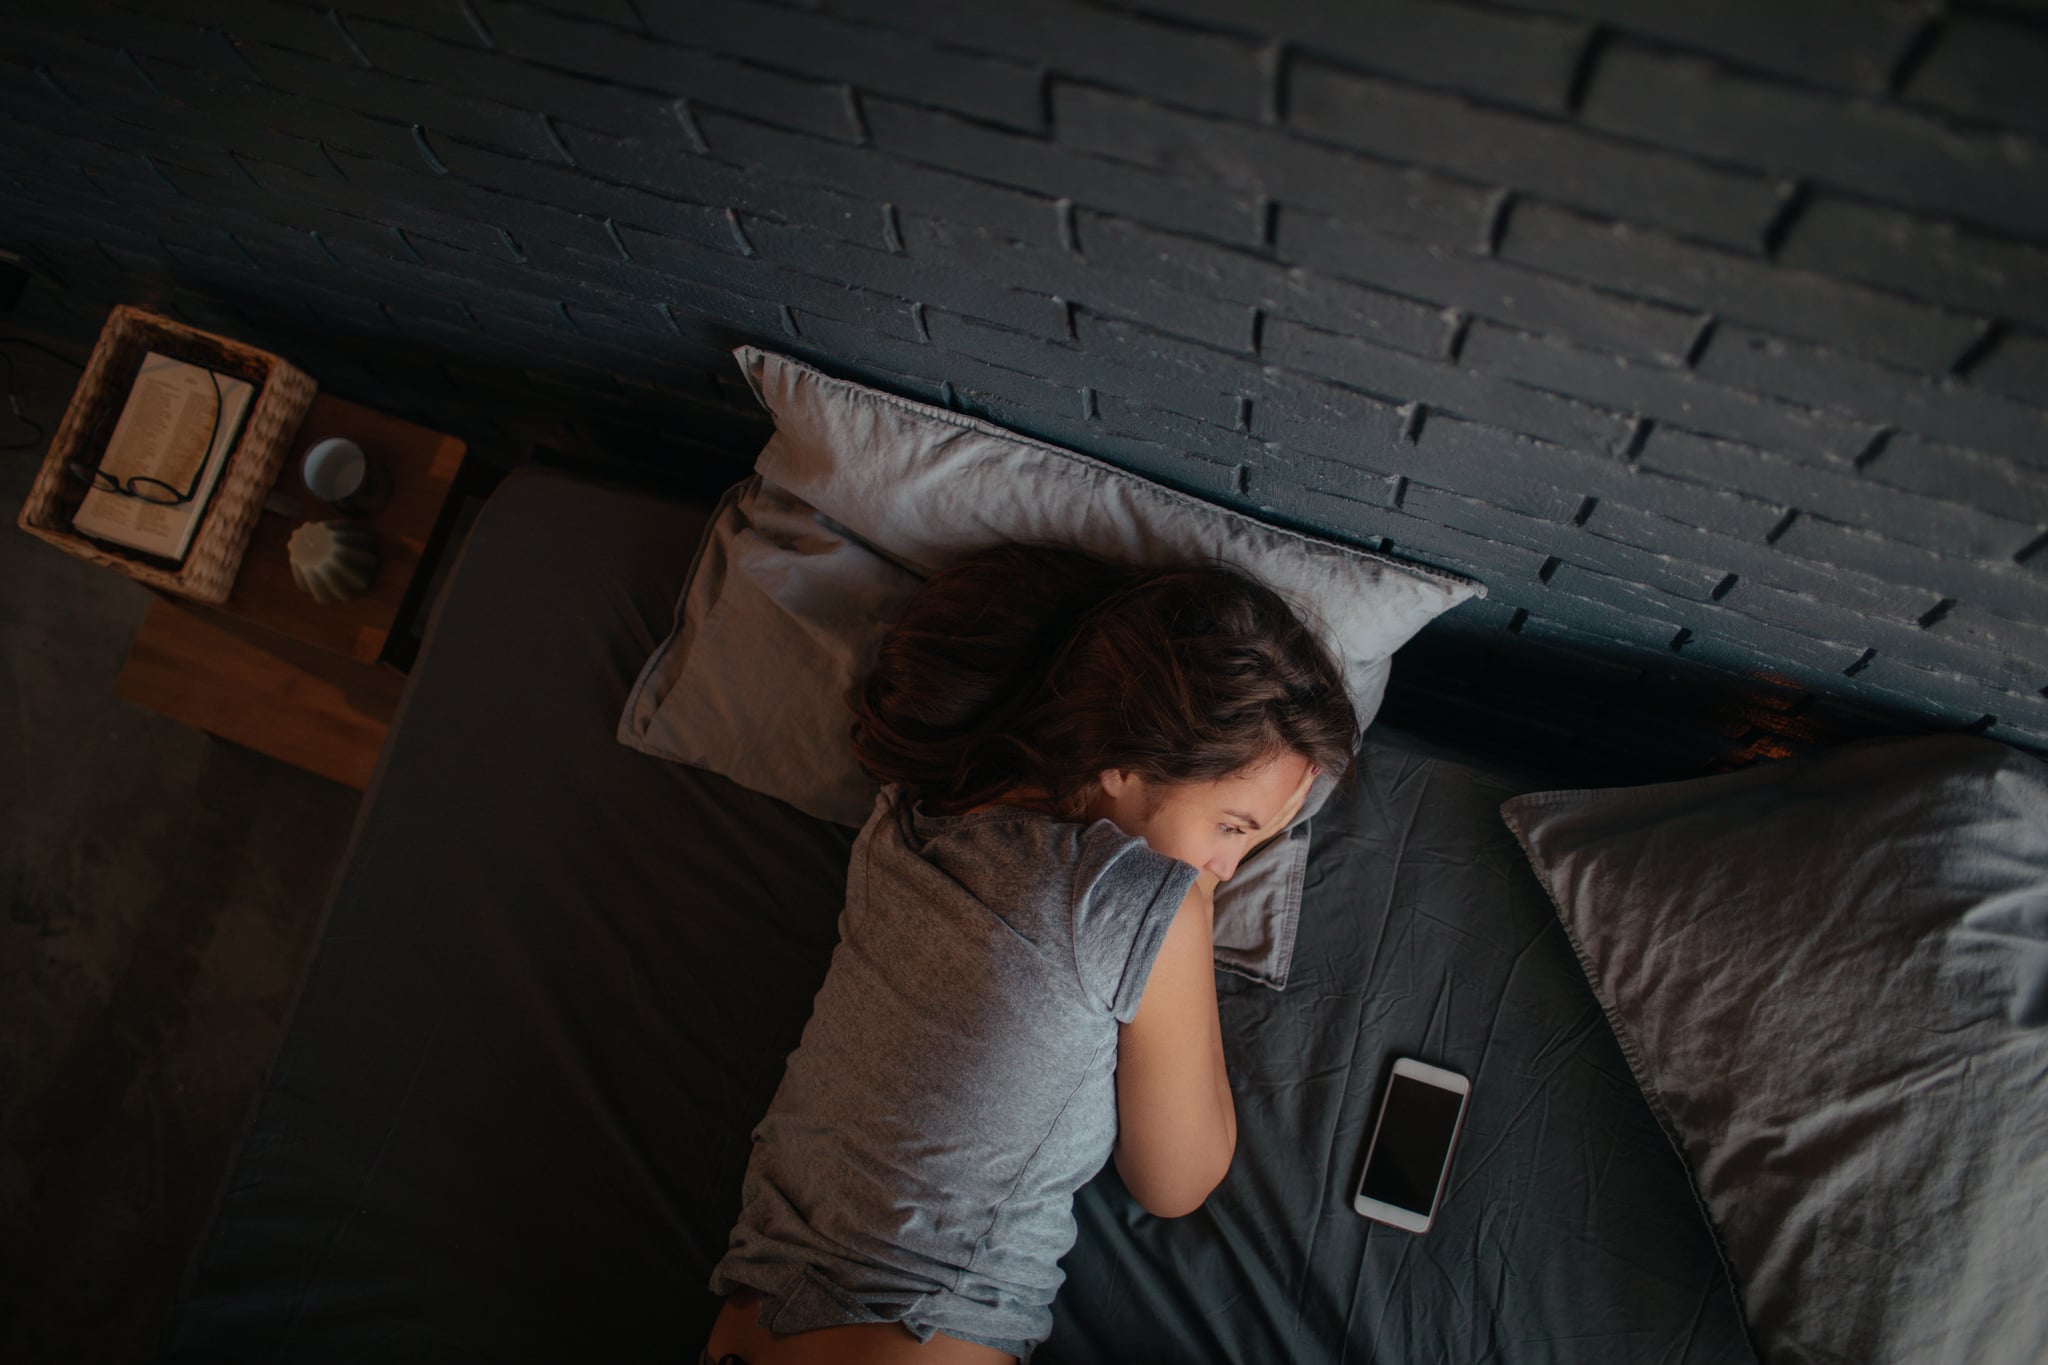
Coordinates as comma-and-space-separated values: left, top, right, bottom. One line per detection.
621, 347, 1483, 985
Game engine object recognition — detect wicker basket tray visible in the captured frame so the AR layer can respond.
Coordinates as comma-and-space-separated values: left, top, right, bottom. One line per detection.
17, 305, 318, 604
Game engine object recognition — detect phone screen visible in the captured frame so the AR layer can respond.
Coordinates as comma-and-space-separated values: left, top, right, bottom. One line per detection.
1359, 1074, 1467, 1214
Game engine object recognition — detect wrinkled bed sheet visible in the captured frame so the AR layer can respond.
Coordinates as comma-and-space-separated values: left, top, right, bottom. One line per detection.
160, 468, 1750, 1364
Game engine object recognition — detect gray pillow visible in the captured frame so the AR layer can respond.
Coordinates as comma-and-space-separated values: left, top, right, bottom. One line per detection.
620, 347, 1481, 988
1502, 735, 2048, 1365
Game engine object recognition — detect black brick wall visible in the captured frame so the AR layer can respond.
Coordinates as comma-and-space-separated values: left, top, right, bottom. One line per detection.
4, 0, 2046, 782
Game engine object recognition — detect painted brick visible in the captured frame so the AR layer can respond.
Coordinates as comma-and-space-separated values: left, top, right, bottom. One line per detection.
1071, 212, 1453, 358
473, 0, 861, 142
1905, 15, 2048, 143
1862, 431, 2048, 526
1263, 317, 1635, 453
1287, 58, 1784, 252
693, 108, 1065, 249
111, 1, 360, 66
1245, 476, 1548, 583
931, 309, 1242, 429
419, 134, 739, 255
1422, 413, 1787, 541
330, 0, 494, 48
1846, 655, 2048, 733
223, 268, 396, 340
1638, 426, 2040, 560
1585, 501, 1943, 622
1551, 569, 1878, 677
134, 56, 422, 165
635, 0, 1045, 133
7, 3, 2044, 766
516, 236, 792, 336
825, 0, 1267, 120
558, 299, 676, 353
1925, 601, 2048, 673
1460, 321, 1882, 462
321, 144, 624, 260
1967, 330, 2048, 406
1733, 578, 2048, 693
1092, 392, 1263, 467
457, 305, 713, 387
970, 396, 1249, 503
104, 133, 489, 261
1397, 481, 1569, 556
0, 52, 342, 182
1506, 590, 1688, 664
746, 216, 1070, 341
150, 198, 383, 283
1052, 84, 1499, 253
1579, 41, 2048, 240
1282, 429, 1515, 518
3, 118, 198, 192
1255, 446, 1401, 507
1499, 201, 1986, 374
1696, 324, 2048, 469
896, 214, 1248, 352
554, 123, 892, 253
1274, 208, 1704, 366
1986, 717, 2048, 753
0, 20, 158, 96
866, 96, 1264, 247
61, 7, 257, 79
1063, 313, 1273, 417
344, 16, 693, 143
395, 232, 652, 327
1777, 194, 2048, 331
212, 0, 368, 64
773, 340, 949, 411
1488, 0, 1927, 94
1775, 511, 2048, 625
6, 164, 134, 240
1243, 473, 1404, 545
1244, 372, 1408, 465
784, 311, 1249, 499
610, 224, 925, 342
228, 151, 502, 258
1121, 0, 1589, 113
1542, 525, 1737, 603
358, 283, 475, 333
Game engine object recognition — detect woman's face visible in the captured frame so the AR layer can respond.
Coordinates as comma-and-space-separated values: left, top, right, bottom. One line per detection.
1087, 752, 1316, 884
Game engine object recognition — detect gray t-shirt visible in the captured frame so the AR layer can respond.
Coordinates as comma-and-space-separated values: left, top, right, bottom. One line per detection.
709, 786, 1200, 1358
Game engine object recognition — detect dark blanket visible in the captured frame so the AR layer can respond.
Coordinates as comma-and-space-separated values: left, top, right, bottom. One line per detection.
161, 469, 1750, 1363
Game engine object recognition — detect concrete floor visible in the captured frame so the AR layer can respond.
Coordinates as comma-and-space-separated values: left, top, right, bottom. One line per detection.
1, 300, 362, 1360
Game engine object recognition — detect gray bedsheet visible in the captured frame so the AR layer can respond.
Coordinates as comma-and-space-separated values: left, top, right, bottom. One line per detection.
160, 468, 1750, 1363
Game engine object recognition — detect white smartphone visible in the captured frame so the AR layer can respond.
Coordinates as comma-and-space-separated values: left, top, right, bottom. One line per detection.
1352, 1057, 1471, 1234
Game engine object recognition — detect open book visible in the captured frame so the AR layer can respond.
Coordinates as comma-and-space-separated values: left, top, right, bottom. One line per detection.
71, 350, 255, 563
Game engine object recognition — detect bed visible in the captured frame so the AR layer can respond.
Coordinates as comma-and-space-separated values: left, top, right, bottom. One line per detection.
156, 464, 1752, 1363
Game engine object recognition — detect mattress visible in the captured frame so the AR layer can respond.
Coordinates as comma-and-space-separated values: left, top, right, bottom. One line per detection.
158, 468, 1751, 1363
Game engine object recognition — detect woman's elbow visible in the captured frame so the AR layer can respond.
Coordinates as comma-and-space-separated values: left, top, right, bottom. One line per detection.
1116, 1140, 1236, 1219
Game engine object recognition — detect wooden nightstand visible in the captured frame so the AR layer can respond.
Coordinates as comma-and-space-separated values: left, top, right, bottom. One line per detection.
114, 394, 485, 789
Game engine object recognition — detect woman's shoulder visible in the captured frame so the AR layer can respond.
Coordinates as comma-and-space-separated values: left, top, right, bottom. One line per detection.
905, 795, 1181, 903
901, 792, 1087, 866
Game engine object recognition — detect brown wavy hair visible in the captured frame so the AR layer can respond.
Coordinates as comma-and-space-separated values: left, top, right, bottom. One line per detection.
850, 543, 1358, 818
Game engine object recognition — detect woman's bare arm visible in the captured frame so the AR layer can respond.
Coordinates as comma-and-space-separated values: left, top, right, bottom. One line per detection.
1112, 873, 1235, 1218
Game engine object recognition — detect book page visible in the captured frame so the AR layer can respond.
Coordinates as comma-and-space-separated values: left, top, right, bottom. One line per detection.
71, 351, 255, 563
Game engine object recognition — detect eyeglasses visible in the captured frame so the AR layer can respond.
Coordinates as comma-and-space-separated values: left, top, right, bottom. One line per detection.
64, 366, 224, 506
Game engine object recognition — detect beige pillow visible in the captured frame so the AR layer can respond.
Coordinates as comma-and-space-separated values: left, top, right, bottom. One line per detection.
621, 347, 1483, 985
